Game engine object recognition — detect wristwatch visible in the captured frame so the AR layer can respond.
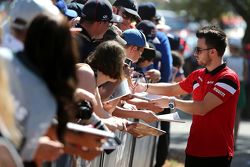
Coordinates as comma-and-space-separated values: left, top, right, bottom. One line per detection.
168, 97, 176, 112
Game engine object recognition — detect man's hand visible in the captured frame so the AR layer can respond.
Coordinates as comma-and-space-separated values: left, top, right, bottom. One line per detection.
65, 130, 106, 149
150, 96, 169, 108
127, 98, 163, 113
64, 144, 102, 161
34, 136, 64, 167
145, 69, 161, 83
101, 117, 128, 132
139, 110, 159, 123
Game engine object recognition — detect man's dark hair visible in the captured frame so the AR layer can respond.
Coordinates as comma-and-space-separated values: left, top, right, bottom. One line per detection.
86, 40, 125, 80
196, 25, 227, 57
172, 51, 183, 68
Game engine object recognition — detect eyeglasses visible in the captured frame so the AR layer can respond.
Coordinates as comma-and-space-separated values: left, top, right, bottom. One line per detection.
194, 47, 214, 55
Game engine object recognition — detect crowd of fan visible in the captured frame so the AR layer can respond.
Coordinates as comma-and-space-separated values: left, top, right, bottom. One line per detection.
0, 0, 188, 166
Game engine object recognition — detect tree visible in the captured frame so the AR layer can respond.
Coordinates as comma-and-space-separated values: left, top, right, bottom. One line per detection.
227, 0, 250, 45
157, 0, 250, 46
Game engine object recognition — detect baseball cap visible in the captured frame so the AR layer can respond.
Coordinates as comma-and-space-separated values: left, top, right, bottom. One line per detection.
121, 29, 146, 47
136, 20, 160, 44
103, 28, 127, 46
138, 2, 156, 21
67, 2, 84, 17
113, 0, 141, 21
9, 0, 60, 30
81, 0, 122, 23
56, 0, 78, 19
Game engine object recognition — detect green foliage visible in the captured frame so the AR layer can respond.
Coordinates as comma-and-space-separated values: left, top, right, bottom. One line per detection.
156, 0, 232, 21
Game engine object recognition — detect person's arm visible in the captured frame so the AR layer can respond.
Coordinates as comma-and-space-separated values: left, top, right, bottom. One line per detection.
33, 136, 64, 167
151, 92, 222, 116
76, 64, 111, 118
135, 82, 187, 96
126, 98, 163, 113
45, 125, 104, 161
112, 106, 159, 123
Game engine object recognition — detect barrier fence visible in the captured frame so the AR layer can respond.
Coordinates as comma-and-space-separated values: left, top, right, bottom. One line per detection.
51, 121, 159, 167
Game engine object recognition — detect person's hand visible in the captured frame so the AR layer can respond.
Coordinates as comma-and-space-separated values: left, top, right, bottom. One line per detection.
65, 129, 106, 149
139, 110, 159, 123
150, 96, 169, 108
74, 88, 96, 104
145, 69, 161, 83
74, 88, 99, 114
102, 98, 120, 113
34, 136, 64, 167
137, 100, 163, 113
122, 102, 137, 110
101, 117, 128, 132
132, 82, 147, 94
64, 144, 102, 161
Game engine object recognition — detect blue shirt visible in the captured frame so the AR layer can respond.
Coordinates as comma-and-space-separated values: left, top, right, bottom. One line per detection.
150, 31, 173, 82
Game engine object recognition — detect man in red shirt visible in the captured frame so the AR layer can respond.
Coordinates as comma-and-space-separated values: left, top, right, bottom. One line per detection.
135, 25, 240, 167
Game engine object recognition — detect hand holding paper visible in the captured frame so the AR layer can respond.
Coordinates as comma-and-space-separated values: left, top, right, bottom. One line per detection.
126, 122, 165, 138
157, 112, 185, 123
150, 96, 170, 108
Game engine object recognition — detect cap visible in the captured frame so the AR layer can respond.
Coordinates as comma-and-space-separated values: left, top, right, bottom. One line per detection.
67, 2, 84, 17
9, 0, 60, 30
81, 0, 122, 23
136, 20, 160, 44
138, 2, 156, 20
113, 0, 141, 21
56, 0, 78, 19
103, 28, 127, 46
121, 29, 146, 47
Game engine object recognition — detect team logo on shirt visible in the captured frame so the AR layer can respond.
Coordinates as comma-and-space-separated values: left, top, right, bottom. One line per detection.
192, 80, 200, 90
213, 87, 226, 97
207, 81, 214, 84
213, 78, 238, 97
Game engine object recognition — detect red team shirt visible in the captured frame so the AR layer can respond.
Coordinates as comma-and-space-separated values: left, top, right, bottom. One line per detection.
179, 63, 240, 157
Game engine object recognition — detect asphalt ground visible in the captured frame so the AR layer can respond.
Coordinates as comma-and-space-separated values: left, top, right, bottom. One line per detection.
168, 112, 250, 167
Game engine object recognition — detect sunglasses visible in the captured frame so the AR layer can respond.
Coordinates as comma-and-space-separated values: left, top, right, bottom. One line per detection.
194, 47, 214, 54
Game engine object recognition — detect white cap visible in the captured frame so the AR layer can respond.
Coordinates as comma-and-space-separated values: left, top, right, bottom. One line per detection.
9, 0, 60, 30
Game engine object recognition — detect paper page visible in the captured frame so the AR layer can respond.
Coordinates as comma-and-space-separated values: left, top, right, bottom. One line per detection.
127, 122, 166, 138
157, 112, 185, 123
133, 92, 164, 101
105, 79, 131, 102
67, 123, 116, 138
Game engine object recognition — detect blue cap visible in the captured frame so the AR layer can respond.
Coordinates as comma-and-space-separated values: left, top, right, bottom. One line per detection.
121, 29, 147, 47
56, 0, 78, 18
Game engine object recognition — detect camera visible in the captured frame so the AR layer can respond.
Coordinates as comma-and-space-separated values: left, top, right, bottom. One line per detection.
77, 100, 93, 120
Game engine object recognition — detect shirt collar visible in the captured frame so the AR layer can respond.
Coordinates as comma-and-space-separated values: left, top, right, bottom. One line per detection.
205, 63, 226, 75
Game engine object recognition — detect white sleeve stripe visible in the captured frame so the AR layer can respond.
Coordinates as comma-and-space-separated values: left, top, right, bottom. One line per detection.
215, 82, 236, 94
193, 83, 199, 90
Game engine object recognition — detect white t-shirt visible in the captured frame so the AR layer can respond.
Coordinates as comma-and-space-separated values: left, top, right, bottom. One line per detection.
0, 48, 57, 161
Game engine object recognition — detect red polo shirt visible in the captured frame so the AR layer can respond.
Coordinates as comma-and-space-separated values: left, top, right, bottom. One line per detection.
179, 63, 240, 157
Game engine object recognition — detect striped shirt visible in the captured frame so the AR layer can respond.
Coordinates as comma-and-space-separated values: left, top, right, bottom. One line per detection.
179, 63, 240, 157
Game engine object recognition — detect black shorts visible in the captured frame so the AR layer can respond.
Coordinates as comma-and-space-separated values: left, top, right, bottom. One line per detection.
185, 154, 232, 167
